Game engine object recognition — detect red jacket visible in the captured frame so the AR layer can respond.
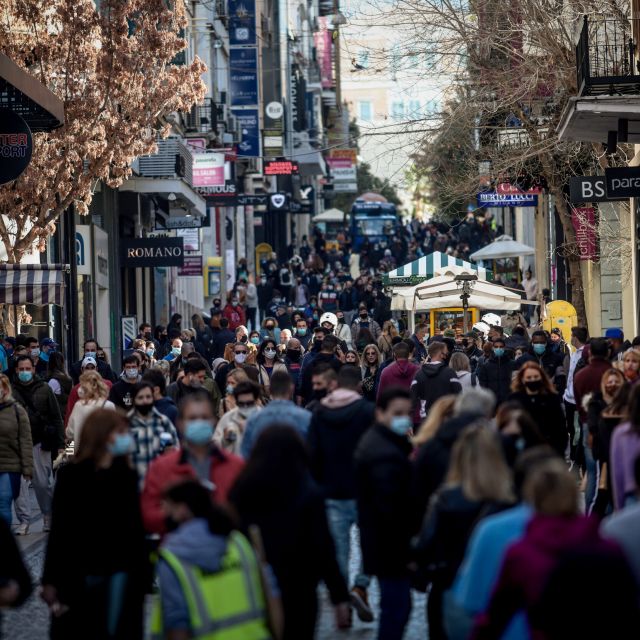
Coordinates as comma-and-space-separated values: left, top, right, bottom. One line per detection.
222, 304, 246, 330
376, 360, 419, 400
573, 358, 612, 421
141, 446, 244, 534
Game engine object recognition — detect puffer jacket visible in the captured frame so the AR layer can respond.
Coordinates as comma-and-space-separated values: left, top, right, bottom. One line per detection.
0, 399, 33, 475
12, 378, 64, 449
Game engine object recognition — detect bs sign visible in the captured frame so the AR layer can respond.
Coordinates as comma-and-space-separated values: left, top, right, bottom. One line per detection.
569, 175, 628, 203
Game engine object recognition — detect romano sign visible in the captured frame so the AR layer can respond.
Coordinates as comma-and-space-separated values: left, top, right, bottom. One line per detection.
121, 237, 184, 267
605, 166, 640, 199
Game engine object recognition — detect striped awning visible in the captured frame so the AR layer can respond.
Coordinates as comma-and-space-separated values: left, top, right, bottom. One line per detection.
382, 251, 490, 287
0, 264, 69, 306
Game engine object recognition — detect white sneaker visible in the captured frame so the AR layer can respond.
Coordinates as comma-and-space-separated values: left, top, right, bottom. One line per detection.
15, 522, 30, 535
43, 516, 51, 532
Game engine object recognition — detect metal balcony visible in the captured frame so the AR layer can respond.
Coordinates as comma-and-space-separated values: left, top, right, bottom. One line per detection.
137, 137, 193, 185
183, 98, 218, 135
576, 15, 640, 96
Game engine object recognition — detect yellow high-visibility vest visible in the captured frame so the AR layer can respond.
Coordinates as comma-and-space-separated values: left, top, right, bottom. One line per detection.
150, 531, 271, 640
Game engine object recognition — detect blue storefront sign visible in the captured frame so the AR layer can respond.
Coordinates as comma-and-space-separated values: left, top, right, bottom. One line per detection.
232, 109, 260, 157
228, 0, 257, 46
230, 48, 258, 107
477, 192, 538, 207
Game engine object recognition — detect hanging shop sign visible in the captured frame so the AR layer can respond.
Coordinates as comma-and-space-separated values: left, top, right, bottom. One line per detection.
569, 175, 627, 203
121, 237, 184, 267
229, 49, 258, 107
228, 0, 256, 45
264, 160, 299, 176
178, 254, 203, 277
269, 192, 289, 211
571, 207, 598, 262
233, 109, 260, 157
176, 227, 200, 252
605, 166, 640, 199
192, 152, 225, 187
476, 192, 538, 207
0, 109, 33, 185
197, 180, 238, 206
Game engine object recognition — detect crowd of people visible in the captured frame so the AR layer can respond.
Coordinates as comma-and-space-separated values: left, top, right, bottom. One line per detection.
1, 217, 640, 639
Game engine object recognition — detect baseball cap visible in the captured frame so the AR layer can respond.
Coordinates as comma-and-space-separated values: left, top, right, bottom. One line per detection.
605, 328, 624, 340
41, 337, 58, 347
82, 356, 97, 368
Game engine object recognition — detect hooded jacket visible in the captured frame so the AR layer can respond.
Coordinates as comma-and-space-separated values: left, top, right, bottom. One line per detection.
377, 359, 420, 399
411, 362, 462, 424
308, 389, 375, 499
12, 377, 64, 449
477, 354, 514, 405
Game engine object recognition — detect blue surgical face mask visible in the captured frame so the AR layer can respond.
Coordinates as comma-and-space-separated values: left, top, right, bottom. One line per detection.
297, 328, 307, 336
184, 420, 214, 445
171, 346, 181, 356
146, 349, 155, 357
533, 343, 546, 355
250, 336, 260, 345
18, 371, 33, 383
85, 351, 97, 359
109, 433, 134, 457
226, 384, 234, 395
493, 348, 505, 358
390, 415, 412, 436
39, 350, 50, 362
31, 349, 40, 359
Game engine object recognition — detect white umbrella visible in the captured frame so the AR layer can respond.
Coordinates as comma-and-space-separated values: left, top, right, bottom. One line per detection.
312, 208, 345, 223
469, 235, 535, 261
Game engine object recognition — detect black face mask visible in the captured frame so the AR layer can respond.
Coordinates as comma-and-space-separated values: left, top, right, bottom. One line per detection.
524, 379, 543, 392
359, 312, 368, 319
286, 349, 301, 361
135, 403, 154, 415
240, 335, 248, 343
337, 317, 345, 324
312, 388, 327, 401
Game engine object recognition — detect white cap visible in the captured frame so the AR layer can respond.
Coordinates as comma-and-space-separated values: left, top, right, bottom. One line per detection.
82, 356, 97, 368
482, 313, 501, 327
320, 312, 338, 327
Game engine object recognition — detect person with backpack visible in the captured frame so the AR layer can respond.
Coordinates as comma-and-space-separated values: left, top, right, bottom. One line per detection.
476, 337, 513, 405
410, 341, 461, 429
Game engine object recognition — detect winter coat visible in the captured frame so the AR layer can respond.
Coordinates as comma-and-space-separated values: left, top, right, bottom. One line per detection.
573, 358, 613, 421
141, 446, 244, 535
507, 391, 567, 456
610, 422, 640, 510
410, 362, 462, 424
477, 355, 514, 405
515, 349, 566, 394
350, 316, 382, 343
66, 398, 116, 452
222, 304, 246, 330
12, 377, 64, 450
377, 359, 420, 399
355, 423, 415, 577
472, 515, 623, 640
411, 334, 428, 363
0, 399, 33, 475
308, 389, 375, 499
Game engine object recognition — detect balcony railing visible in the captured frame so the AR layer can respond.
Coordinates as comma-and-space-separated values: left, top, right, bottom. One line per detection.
577, 15, 640, 96
138, 138, 193, 185
183, 98, 218, 134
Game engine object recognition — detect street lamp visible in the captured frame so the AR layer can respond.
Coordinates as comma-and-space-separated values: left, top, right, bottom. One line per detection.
454, 273, 478, 333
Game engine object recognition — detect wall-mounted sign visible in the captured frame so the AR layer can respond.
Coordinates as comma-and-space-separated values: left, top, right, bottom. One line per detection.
228, 0, 256, 45
269, 193, 289, 211
496, 182, 542, 195
238, 193, 268, 206
605, 166, 640, 199
176, 227, 200, 251
178, 254, 203, 277
0, 109, 33, 185
162, 216, 202, 229
476, 192, 538, 207
229, 49, 258, 107
265, 101, 284, 120
569, 175, 626, 203
93, 226, 110, 289
233, 109, 260, 157
571, 207, 598, 261
75, 225, 92, 276
192, 152, 225, 187
264, 160, 299, 176
333, 182, 358, 193
197, 180, 238, 206
121, 237, 184, 267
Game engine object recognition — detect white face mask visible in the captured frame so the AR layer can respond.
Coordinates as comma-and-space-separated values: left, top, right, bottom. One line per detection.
234, 353, 247, 364
264, 349, 276, 359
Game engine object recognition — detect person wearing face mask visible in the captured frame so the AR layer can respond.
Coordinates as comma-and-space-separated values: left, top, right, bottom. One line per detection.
213, 381, 262, 455
214, 342, 259, 400
70, 338, 117, 384
34, 338, 57, 377
260, 316, 281, 344
222, 293, 246, 331
108, 355, 142, 410
248, 330, 261, 347
354, 388, 417, 636
515, 330, 566, 395
508, 361, 567, 456
211, 316, 236, 360
166, 359, 208, 405
41, 409, 148, 638
562, 326, 588, 465
256, 340, 287, 393
217, 368, 249, 417
127, 382, 178, 488
282, 337, 304, 391
12, 355, 64, 535
476, 337, 514, 405
142, 392, 244, 535
350, 305, 382, 344
162, 337, 184, 364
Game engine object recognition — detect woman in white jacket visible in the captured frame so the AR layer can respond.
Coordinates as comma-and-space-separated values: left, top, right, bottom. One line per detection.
66, 371, 115, 451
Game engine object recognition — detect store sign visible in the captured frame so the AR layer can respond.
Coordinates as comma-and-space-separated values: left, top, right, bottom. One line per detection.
571, 207, 598, 261
0, 109, 33, 185
265, 101, 284, 119
333, 182, 358, 193
178, 254, 203, 277
75, 225, 92, 276
233, 109, 260, 157
197, 180, 238, 206
238, 193, 268, 206
94, 226, 109, 289
315, 18, 333, 89
192, 152, 225, 187
228, 0, 256, 45
229, 49, 258, 107
263, 130, 283, 157
330, 165, 357, 181
476, 192, 538, 207
121, 237, 184, 267
264, 160, 299, 176
163, 216, 202, 229
176, 227, 199, 251
605, 166, 640, 199
269, 192, 289, 211
496, 182, 542, 195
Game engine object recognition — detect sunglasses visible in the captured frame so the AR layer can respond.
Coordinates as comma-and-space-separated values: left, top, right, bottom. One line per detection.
235, 351, 248, 355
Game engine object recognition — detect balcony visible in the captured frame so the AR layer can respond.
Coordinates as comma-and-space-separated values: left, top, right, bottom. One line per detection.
558, 15, 640, 147
577, 16, 640, 97
183, 98, 218, 136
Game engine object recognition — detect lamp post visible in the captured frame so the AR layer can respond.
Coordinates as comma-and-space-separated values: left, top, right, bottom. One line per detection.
454, 274, 478, 333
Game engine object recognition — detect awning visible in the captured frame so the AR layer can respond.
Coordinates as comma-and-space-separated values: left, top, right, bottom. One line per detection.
469, 235, 535, 261
0, 263, 69, 306
119, 177, 207, 217
293, 140, 326, 176
383, 251, 490, 286
312, 208, 345, 223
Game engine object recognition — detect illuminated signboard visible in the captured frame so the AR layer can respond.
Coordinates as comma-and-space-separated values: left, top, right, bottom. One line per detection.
264, 160, 299, 176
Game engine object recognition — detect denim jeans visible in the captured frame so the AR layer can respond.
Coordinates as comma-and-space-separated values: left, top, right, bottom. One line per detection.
378, 577, 411, 640
0, 472, 20, 524
582, 424, 597, 514
325, 499, 369, 589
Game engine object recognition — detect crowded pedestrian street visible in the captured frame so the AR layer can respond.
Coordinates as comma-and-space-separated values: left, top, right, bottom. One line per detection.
2, 1, 640, 639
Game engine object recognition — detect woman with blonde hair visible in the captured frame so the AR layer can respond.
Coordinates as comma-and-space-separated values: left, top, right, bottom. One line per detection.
508, 361, 566, 456
413, 395, 457, 447
377, 320, 398, 360
0, 373, 32, 527
218, 368, 249, 417
415, 425, 514, 639
360, 343, 382, 402
620, 348, 640, 384
449, 352, 475, 389
66, 371, 115, 452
